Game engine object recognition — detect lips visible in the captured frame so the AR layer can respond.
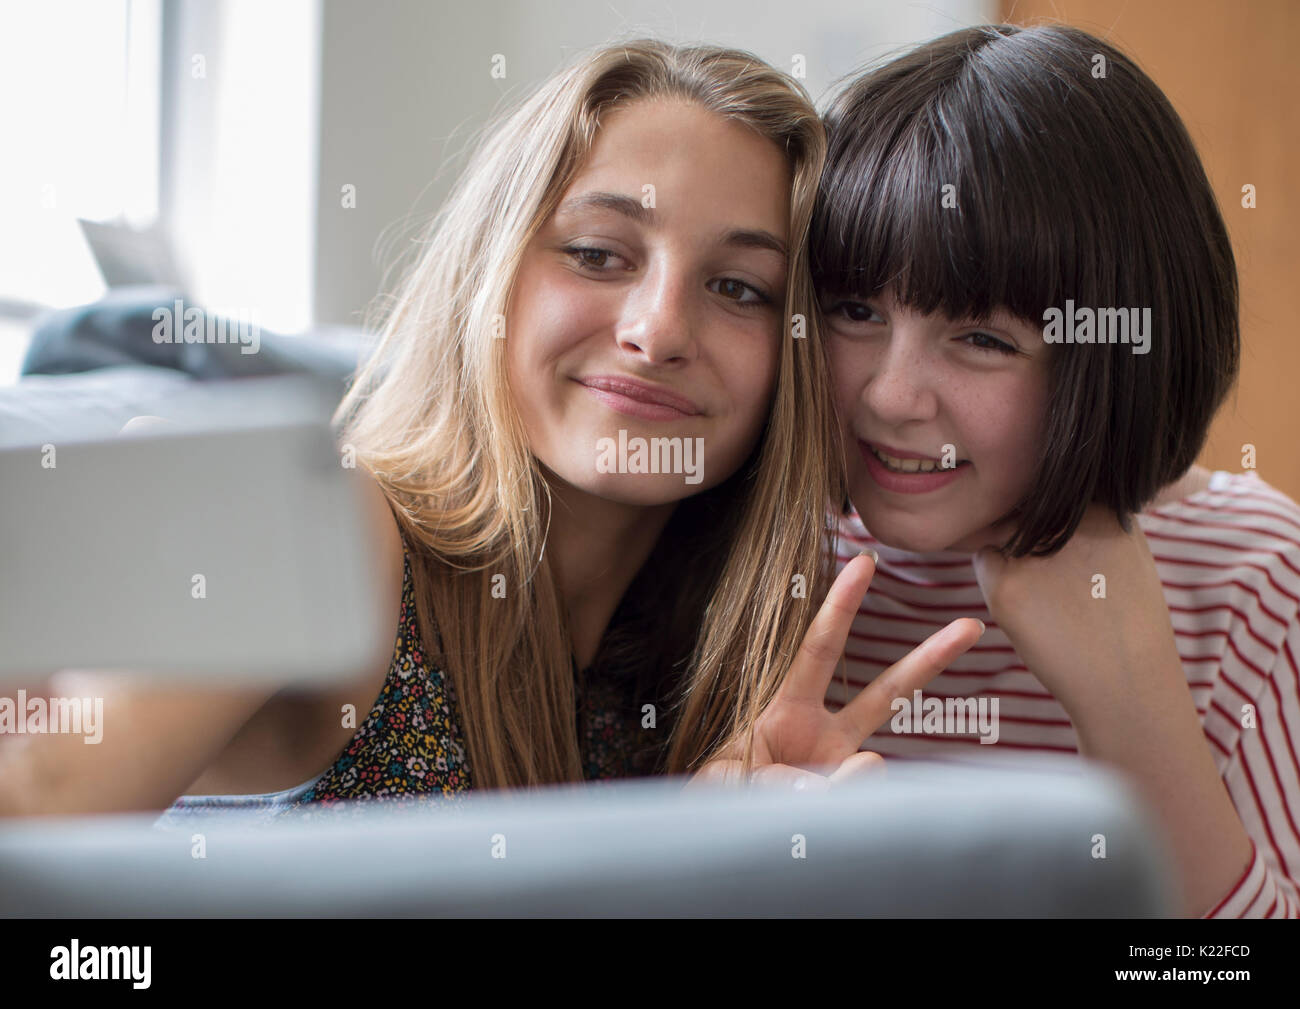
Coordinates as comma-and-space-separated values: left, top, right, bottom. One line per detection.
578, 375, 702, 420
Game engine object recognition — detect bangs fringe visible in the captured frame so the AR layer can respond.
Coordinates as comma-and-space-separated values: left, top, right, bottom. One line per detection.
811, 30, 1126, 329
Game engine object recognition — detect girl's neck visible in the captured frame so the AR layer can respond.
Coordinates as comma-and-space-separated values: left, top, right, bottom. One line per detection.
544, 481, 676, 670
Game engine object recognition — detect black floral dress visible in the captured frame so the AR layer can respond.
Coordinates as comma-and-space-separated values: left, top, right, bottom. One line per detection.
291, 548, 662, 808
154, 547, 666, 829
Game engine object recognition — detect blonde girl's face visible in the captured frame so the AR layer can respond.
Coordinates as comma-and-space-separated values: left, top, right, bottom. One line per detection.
505, 97, 792, 506
824, 285, 1053, 553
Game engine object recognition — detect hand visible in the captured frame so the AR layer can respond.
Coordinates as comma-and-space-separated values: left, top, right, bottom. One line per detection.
685, 552, 986, 791
970, 503, 1179, 711
971, 507, 1256, 918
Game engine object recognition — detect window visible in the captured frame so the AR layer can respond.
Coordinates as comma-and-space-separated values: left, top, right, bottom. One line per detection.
0, 0, 161, 310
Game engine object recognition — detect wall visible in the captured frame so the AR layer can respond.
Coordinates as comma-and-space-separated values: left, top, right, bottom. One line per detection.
1000, 0, 1300, 500
310, 0, 993, 328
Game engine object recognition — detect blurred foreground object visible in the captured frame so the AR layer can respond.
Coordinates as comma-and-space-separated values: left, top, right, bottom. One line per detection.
0, 376, 388, 685
0, 756, 1175, 917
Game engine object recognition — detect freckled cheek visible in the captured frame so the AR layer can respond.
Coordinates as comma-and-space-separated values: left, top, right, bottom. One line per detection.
828, 338, 874, 427
831, 368, 862, 434
964, 396, 1045, 499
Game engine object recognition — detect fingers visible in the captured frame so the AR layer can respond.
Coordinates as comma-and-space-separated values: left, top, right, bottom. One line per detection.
777, 552, 876, 707
827, 749, 886, 786
834, 617, 985, 746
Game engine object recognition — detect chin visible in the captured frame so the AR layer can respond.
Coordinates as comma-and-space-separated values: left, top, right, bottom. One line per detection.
850, 503, 973, 555
868, 524, 964, 554
870, 514, 1016, 556
566, 471, 707, 508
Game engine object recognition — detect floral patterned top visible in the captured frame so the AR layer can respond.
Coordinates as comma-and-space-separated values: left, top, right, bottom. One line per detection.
153, 546, 664, 828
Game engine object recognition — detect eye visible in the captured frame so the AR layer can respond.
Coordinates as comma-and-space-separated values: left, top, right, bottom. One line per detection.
824, 299, 883, 324
962, 331, 1018, 356
562, 245, 628, 272
709, 277, 771, 308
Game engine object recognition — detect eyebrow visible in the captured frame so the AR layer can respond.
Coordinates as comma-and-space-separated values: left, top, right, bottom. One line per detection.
555, 190, 787, 259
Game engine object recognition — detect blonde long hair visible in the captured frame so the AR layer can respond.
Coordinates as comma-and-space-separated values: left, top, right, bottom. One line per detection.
335, 38, 843, 790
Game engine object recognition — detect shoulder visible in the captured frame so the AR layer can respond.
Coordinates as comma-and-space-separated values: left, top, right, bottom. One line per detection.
339, 467, 411, 680
1141, 469, 1300, 658
1142, 469, 1300, 557
352, 468, 447, 664
355, 466, 406, 579
1149, 464, 1215, 507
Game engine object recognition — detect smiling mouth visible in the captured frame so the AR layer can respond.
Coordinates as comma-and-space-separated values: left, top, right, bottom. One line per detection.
577, 375, 702, 420
866, 443, 969, 474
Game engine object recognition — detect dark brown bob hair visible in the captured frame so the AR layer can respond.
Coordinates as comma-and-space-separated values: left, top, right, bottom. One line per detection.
811, 23, 1240, 556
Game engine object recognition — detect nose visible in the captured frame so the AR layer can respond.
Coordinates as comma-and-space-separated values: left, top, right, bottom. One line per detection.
862, 322, 939, 425
614, 262, 698, 365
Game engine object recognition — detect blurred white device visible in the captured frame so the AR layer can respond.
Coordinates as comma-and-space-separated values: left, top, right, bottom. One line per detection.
0, 378, 390, 685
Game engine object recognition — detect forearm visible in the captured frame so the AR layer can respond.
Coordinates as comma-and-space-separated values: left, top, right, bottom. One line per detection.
1061, 657, 1254, 917
1, 673, 275, 817
0, 737, 50, 817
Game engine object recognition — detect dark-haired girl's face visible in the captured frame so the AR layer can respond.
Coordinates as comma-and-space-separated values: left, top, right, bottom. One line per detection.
824, 285, 1052, 553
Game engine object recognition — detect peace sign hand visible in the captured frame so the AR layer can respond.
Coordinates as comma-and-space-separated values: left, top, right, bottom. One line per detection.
685, 552, 986, 792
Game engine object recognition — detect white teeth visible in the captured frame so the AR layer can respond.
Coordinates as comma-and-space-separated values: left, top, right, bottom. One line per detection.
870, 446, 948, 474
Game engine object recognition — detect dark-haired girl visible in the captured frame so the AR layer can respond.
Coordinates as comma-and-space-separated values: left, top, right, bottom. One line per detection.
812, 23, 1300, 917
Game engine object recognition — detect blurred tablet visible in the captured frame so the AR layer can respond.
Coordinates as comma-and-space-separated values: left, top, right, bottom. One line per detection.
0, 377, 389, 685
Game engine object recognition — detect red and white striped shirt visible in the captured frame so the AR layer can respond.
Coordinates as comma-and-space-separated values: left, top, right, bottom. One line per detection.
829, 470, 1300, 918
